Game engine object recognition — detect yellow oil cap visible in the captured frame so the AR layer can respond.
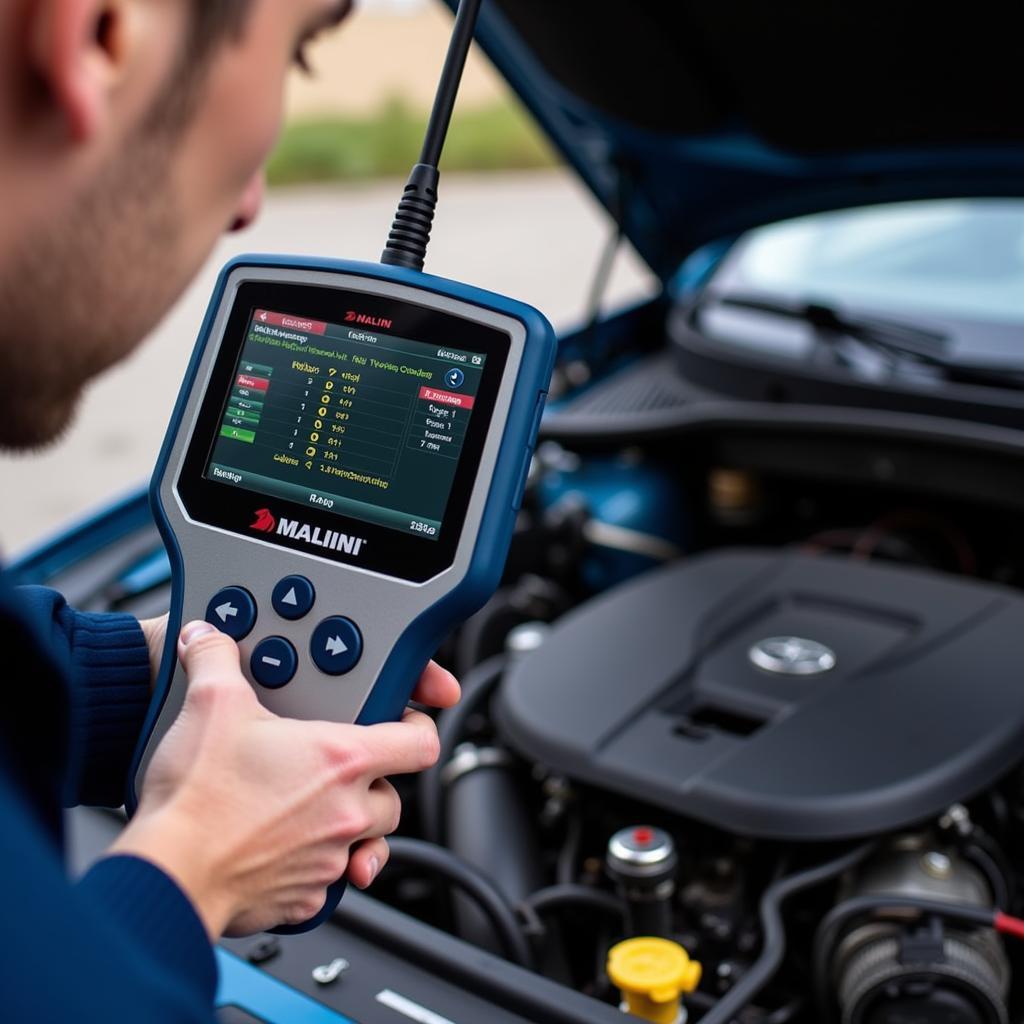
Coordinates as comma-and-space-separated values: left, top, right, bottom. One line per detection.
607, 938, 702, 1024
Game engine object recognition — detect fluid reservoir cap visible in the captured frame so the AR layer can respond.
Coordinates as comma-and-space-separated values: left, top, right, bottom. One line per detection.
608, 825, 677, 877
607, 938, 702, 1024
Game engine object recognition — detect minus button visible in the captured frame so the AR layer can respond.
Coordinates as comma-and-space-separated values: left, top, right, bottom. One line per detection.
250, 637, 297, 689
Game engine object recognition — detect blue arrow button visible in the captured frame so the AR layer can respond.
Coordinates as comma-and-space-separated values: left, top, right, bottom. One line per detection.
204, 586, 256, 640
310, 616, 363, 675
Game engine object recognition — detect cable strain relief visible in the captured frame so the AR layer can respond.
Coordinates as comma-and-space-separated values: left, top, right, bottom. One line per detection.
380, 163, 440, 271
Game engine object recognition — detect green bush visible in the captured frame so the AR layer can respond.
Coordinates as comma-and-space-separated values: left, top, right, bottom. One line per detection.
267, 97, 556, 186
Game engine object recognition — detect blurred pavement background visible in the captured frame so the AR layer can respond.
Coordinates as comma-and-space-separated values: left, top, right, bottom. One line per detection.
0, 0, 654, 554
286, 0, 506, 117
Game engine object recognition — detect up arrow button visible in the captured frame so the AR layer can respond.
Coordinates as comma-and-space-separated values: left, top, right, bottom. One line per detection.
311, 616, 362, 675
272, 575, 316, 620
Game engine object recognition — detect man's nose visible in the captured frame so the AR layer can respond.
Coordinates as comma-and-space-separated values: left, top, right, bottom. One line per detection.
229, 171, 265, 233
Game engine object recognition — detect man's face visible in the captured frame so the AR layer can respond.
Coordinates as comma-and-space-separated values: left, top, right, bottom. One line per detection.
0, 0, 351, 449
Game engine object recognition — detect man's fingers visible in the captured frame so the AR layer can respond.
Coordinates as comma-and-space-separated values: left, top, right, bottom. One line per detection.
365, 710, 441, 777
349, 837, 390, 890
326, 710, 441, 779
410, 660, 461, 709
357, 778, 401, 840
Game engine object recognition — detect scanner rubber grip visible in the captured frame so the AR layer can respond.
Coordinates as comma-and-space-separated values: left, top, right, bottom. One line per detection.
263, 658, 422, 934
269, 877, 348, 935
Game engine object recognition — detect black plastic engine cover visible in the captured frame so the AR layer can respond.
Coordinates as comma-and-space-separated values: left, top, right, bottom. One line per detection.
497, 550, 1024, 840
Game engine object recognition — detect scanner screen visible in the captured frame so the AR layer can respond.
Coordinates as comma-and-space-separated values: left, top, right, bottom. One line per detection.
205, 308, 487, 542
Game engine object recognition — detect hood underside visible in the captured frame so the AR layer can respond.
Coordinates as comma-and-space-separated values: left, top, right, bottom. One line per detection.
463, 0, 1024, 280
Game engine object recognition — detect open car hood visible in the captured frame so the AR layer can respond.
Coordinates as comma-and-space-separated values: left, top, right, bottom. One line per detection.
461, 0, 1024, 282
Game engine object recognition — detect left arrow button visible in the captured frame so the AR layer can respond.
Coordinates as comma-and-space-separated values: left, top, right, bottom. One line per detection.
204, 586, 256, 641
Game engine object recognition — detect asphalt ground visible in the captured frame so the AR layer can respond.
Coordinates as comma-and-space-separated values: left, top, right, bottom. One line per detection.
0, 171, 654, 555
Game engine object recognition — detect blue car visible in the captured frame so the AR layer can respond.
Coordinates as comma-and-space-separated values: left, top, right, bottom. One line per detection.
16, 3, 1024, 1022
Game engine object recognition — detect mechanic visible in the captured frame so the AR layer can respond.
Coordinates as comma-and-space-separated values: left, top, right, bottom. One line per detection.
0, 2, 461, 1020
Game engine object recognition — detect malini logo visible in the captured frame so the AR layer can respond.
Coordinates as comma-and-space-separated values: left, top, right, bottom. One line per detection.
250, 508, 277, 533
249, 508, 367, 556
344, 310, 393, 329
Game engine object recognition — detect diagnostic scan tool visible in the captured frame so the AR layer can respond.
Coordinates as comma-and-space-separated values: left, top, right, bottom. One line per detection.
127, 0, 556, 932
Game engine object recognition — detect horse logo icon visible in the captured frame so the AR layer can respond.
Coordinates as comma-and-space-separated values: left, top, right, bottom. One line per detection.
250, 508, 277, 533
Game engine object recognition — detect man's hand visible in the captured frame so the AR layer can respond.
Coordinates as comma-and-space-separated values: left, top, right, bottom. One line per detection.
139, 615, 168, 688
111, 620, 460, 938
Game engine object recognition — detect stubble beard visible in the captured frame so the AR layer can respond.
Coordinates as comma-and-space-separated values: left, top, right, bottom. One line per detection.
0, 129, 182, 451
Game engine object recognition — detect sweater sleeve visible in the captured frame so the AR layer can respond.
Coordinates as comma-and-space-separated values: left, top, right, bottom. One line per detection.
0, 773, 216, 1023
15, 586, 152, 807
77, 855, 219, 999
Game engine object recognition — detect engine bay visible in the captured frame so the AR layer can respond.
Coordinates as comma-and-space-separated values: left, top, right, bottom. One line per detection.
383, 334, 1024, 1022
28, 299, 1024, 1023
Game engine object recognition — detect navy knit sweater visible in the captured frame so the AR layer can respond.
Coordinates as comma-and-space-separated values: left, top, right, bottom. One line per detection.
0, 579, 217, 1022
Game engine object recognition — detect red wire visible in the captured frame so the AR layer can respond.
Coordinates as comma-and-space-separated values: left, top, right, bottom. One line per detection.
994, 911, 1024, 939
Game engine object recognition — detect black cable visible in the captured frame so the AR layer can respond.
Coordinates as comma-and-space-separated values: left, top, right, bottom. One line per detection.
419, 0, 484, 169
380, 0, 484, 270
811, 893, 999, 1020
964, 840, 1011, 911
556, 812, 583, 886
418, 654, 506, 844
522, 884, 624, 998
962, 823, 1015, 908
696, 843, 875, 1024
516, 901, 546, 942
385, 837, 534, 969
522, 884, 624, 923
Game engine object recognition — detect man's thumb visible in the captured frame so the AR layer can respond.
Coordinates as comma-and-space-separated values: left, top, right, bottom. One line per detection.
178, 621, 244, 687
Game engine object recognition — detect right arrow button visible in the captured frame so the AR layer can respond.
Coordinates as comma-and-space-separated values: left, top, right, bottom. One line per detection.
325, 635, 348, 657
311, 616, 362, 676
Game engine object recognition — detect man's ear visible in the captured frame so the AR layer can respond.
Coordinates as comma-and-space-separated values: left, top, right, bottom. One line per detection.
28, 0, 127, 143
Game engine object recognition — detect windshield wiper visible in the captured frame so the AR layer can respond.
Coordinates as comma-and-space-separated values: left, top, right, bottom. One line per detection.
707, 293, 1024, 390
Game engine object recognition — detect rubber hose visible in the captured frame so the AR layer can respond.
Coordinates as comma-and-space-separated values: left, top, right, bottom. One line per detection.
446, 753, 544, 951
523, 884, 624, 922
417, 655, 506, 844
385, 837, 534, 969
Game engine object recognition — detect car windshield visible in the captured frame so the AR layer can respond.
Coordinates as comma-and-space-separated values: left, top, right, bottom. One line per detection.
700, 199, 1024, 374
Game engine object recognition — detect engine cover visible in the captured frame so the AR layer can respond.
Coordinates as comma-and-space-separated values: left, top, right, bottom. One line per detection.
497, 550, 1024, 840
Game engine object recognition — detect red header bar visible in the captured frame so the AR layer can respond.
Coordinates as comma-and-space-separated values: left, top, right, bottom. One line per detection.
254, 310, 327, 336
236, 373, 269, 392
419, 386, 475, 410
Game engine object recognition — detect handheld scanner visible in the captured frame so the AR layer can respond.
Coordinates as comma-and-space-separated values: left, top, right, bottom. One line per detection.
128, 255, 556, 930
